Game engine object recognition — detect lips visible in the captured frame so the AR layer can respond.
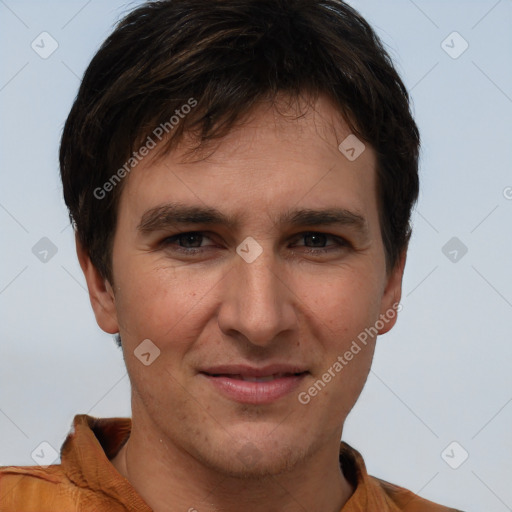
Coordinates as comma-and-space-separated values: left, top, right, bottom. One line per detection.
199, 365, 309, 404
215, 373, 299, 382
199, 364, 308, 378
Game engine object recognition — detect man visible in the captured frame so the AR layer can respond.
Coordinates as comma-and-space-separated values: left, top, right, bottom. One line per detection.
0, 0, 463, 510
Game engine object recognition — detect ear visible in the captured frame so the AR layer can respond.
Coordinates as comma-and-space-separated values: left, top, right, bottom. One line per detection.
377, 248, 407, 335
75, 234, 119, 334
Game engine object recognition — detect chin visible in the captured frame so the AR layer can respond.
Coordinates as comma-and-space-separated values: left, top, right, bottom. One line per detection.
198, 434, 309, 480
211, 453, 300, 480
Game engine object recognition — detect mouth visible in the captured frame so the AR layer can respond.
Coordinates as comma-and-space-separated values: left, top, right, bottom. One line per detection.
199, 367, 309, 404
206, 372, 306, 382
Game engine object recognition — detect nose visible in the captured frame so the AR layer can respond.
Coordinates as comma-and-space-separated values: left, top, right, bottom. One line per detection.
217, 242, 297, 347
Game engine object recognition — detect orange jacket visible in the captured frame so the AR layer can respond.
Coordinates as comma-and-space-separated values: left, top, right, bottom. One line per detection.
0, 414, 462, 511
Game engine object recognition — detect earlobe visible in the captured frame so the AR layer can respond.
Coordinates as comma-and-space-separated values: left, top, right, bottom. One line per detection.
377, 249, 407, 335
75, 234, 119, 334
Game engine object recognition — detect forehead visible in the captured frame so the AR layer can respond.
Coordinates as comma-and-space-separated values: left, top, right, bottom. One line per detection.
117, 94, 379, 233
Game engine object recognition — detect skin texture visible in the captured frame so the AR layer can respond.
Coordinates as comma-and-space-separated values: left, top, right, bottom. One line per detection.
77, 94, 406, 512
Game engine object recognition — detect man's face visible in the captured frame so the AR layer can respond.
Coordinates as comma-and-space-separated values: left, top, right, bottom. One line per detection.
86, 94, 404, 476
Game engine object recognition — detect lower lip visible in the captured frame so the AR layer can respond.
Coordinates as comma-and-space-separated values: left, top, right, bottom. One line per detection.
201, 373, 307, 404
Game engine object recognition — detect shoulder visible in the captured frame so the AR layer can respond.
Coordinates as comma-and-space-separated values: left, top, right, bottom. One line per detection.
0, 463, 77, 511
339, 442, 464, 512
370, 475, 465, 512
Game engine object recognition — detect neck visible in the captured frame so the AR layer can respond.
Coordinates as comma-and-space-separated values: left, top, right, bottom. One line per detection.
111, 409, 354, 512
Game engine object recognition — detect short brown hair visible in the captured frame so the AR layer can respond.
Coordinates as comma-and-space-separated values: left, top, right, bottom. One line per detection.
60, 0, 420, 285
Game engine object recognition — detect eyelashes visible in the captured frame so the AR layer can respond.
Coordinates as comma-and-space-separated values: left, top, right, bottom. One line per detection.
159, 231, 350, 256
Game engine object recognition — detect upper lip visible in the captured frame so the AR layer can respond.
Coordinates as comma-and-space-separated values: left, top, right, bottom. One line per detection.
199, 364, 309, 378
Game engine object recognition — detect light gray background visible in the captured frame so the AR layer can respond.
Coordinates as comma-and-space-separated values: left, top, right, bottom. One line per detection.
1, 1, 511, 511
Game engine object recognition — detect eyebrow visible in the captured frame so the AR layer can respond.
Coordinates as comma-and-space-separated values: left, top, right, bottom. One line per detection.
137, 202, 369, 239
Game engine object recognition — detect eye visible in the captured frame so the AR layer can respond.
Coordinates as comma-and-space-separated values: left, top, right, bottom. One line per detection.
291, 232, 349, 253
160, 231, 216, 253
158, 230, 350, 257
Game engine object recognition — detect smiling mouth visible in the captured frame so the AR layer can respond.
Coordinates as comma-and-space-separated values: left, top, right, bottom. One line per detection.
206, 372, 307, 382
200, 372, 309, 404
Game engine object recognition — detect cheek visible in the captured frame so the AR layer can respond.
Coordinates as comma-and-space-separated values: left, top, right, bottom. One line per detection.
303, 270, 381, 397
305, 267, 383, 335
114, 261, 222, 349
